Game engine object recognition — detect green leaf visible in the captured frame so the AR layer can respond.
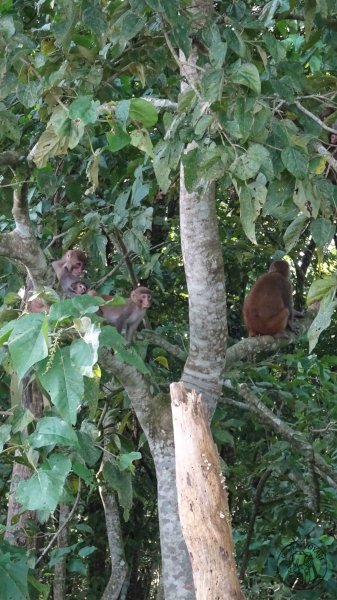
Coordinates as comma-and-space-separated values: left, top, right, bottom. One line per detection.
200, 69, 224, 103
112, 10, 146, 44
307, 274, 337, 306
29, 416, 79, 449
100, 326, 150, 374
0, 424, 11, 453
231, 144, 272, 181
115, 99, 131, 128
15, 454, 72, 514
8, 313, 49, 380
281, 148, 309, 178
76, 431, 102, 466
153, 140, 172, 193
202, 24, 227, 69
310, 219, 336, 247
106, 124, 131, 152
283, 213, 307, 252
170, 14, 191, 58
231, 62, 261, 94
82, 5, 107, 36
238, 186, 257, 245
118, 451, 142, 471
70, 322, 100, 378
103, 461, 133, 520
293, 180, 318, 217
129, 98, 158, 128
0, 319, 15, 345
182, 148, 201, 191
130, 129, 154, 157
37, 347, 84, 425
11, 407, 34, 434
17, 81, 43, 108
0, 15, 15, 41
68, 96, 99, 125
307, 293, 337, 353
0, 543, 29, 600
0, 108, 21, 142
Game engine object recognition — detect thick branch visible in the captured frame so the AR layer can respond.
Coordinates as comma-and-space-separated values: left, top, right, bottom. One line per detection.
0, 184, 49, 287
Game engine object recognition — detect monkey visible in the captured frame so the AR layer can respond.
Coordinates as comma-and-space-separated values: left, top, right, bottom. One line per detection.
96, 287, 152, 342
52, 250, 87, 298
69, 281, 88, 295
243, 260, 297, 337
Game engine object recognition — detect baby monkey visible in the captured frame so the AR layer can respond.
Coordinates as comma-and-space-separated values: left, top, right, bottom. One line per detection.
52, 250, 87, 297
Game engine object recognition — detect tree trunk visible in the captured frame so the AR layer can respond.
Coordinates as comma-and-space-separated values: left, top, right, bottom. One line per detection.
53, 503, 70, 600
171, 383, 244, 600
5, 377, 43, 547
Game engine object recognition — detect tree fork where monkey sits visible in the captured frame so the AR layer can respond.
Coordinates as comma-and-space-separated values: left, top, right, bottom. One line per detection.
171, 383, 244, 600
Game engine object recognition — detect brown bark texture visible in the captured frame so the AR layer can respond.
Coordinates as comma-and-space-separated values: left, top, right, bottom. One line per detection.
171, 382, 245, 600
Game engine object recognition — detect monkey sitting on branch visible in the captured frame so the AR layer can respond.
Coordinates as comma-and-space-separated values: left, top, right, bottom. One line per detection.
52, 250, 88, 298
243, 260, 303, 337
89, 287, 152, 342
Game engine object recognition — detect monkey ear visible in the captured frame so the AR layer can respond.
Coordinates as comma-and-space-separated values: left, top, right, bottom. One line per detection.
130, 290, 137, 302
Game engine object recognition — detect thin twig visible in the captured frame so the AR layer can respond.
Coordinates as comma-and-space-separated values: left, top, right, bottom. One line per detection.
294, 100, 337, 134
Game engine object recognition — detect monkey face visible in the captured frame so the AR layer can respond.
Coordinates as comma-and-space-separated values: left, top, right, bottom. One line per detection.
140, 293, 152, 308
71, 262, 84, 277
70, 281, 88, 295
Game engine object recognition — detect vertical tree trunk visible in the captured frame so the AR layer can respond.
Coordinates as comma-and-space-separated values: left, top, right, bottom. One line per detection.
5, 377, 43, 547
53, 504, 70, 600
171, 383, 244, 600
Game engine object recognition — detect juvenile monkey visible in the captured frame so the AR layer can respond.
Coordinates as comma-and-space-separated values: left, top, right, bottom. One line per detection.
69, 281, 88, 295
52, 250, 87, 297
243, 260, 296, 337
96, 287, 152, 341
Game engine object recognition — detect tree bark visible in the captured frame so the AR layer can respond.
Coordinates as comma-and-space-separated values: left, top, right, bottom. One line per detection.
53, 503, 70, 600
5, 378, 43, 547
171, 383, 244, 600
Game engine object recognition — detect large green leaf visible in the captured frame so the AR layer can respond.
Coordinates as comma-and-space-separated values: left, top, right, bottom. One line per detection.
29, 416, 79, 449
307, 293, 337, 353
307, 274, 337, 306
281, 148, 309, 178
129, 98, 158, 128
8, 313, 49, 380
103, 461, 133, 520
231, 62, 261, 94
106, 124, 131, 152
310, 219, 336, 247
283, 213, 308, 252
0, 543, 29, 600
15, 454, 72, 514
68, 96, 100, 125
37, 347, 84, 425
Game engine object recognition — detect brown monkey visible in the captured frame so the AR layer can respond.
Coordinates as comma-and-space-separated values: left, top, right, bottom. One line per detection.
243, 260, 296, 336
52, 250, 87, 297
98, 287, 152, 341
